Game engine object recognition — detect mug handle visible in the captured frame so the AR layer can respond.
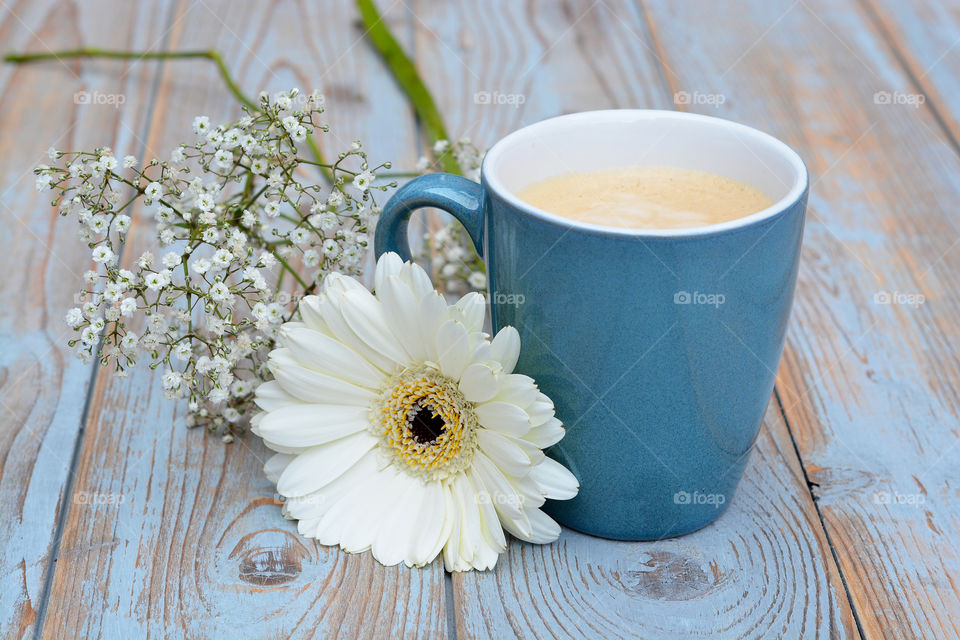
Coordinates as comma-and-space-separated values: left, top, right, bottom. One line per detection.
374, 173, 484, 261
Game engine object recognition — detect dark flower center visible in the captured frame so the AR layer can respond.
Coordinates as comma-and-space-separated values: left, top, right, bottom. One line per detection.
409, 403, 446, 445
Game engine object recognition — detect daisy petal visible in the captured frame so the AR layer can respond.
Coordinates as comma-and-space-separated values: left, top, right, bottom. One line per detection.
379, 275, 428, 361
316, 466, 398, 551
529, 456, 580, 500
315, 291, 397, 372
450, 474, 484, 564
478, 429, 543, 477
298, 296, 332, 334
372, 474, 425, 566
452, 292, 486, 333
458, 362, 499, 403
401, 260, 435, 300
467, 471, 507, 551
374, 251, 404, 293
254, 380, 300, 411
264, 453, 295, 483
269, 349, 376, 405
475, 401, 531, 437
526, 398, 555, 425
338, 288, 411, 366
472, 454, 531, 538
418, 291, 450, 361
435, 319, 471, 380
409, 480, 449, 566
281, 325, 386, 386
523, 417, 565, 448
489, 326, 521, 373
493, 373, 540, 408
518, 508, 562, 544
254, 404, 369, 447
277, 432, 376, 497
288, 451, 379, 524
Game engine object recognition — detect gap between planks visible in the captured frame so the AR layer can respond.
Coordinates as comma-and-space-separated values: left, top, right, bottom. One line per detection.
28, 2, 181, 637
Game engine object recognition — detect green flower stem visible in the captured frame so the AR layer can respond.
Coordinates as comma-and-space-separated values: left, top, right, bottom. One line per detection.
4, 47, 333, 181
355, 0, 463, 176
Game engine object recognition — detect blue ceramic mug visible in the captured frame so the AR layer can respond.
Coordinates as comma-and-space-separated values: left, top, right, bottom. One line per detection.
375, 110, 808, 540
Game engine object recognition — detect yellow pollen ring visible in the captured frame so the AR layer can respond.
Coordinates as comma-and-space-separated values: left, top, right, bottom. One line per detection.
372, 366, 479, 481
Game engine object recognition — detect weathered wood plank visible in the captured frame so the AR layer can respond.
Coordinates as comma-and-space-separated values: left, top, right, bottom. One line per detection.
451, 406, 853, 639
864, 0, 960, 149
412, 1, 857, 636
639, 0, 960, 636
40, 1, 441, 638
0, 1, 172, 637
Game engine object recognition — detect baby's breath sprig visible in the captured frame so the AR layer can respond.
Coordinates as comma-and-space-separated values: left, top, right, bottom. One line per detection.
37, 89, 396, 437
413, 137, 487, 294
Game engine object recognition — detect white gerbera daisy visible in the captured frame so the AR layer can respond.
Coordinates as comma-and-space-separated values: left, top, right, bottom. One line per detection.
253, 252, 578, 571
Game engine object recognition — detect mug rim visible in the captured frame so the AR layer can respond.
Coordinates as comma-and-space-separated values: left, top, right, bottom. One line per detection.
480, 109, 809, 239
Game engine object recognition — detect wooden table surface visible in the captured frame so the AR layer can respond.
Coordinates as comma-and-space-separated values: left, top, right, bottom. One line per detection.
2, 1, 958, 638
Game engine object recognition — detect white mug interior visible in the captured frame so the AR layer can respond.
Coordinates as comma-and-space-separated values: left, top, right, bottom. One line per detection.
481, 109, 808, 237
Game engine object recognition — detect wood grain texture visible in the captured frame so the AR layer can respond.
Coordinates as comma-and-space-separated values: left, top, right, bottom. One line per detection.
0, 1, 171, 637
864, 0, 960, 150
412, 1, 857, 636
451, 406, 855, 639
638, 0, 960, 636
39, 1, 440, 638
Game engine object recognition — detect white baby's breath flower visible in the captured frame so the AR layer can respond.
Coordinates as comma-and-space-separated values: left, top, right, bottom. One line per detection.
65, 308, 84, 327
190, 257, 212, 275
208, 282, 234, 303
195, 192, 215, 212
144, 182, 163, 200
352, 170, 374, 191
212, 249, 232, 269
326, 190, 344, 208
144, 270, 171, 291
468, 271, 487, 290
193, 116, 210, 135
115, 215, 131, 233
213, 149, 233, 169
120, 332, 139, 353
252, 253, 578, 572
263, 200, 281, 218
173, 342, 192, 361
162, 370, 182, 390
123, 155, 138, 169
162, 252, 182, 268
119, 297, 137, 317
91, 246, 116, 265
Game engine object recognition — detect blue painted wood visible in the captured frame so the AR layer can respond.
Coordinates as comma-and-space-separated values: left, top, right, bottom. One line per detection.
412, 0, 856, 636
638, 0, 960, 636
0, 2, 174, 637
4, 0, 957, 637
37, 1, 444, 638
